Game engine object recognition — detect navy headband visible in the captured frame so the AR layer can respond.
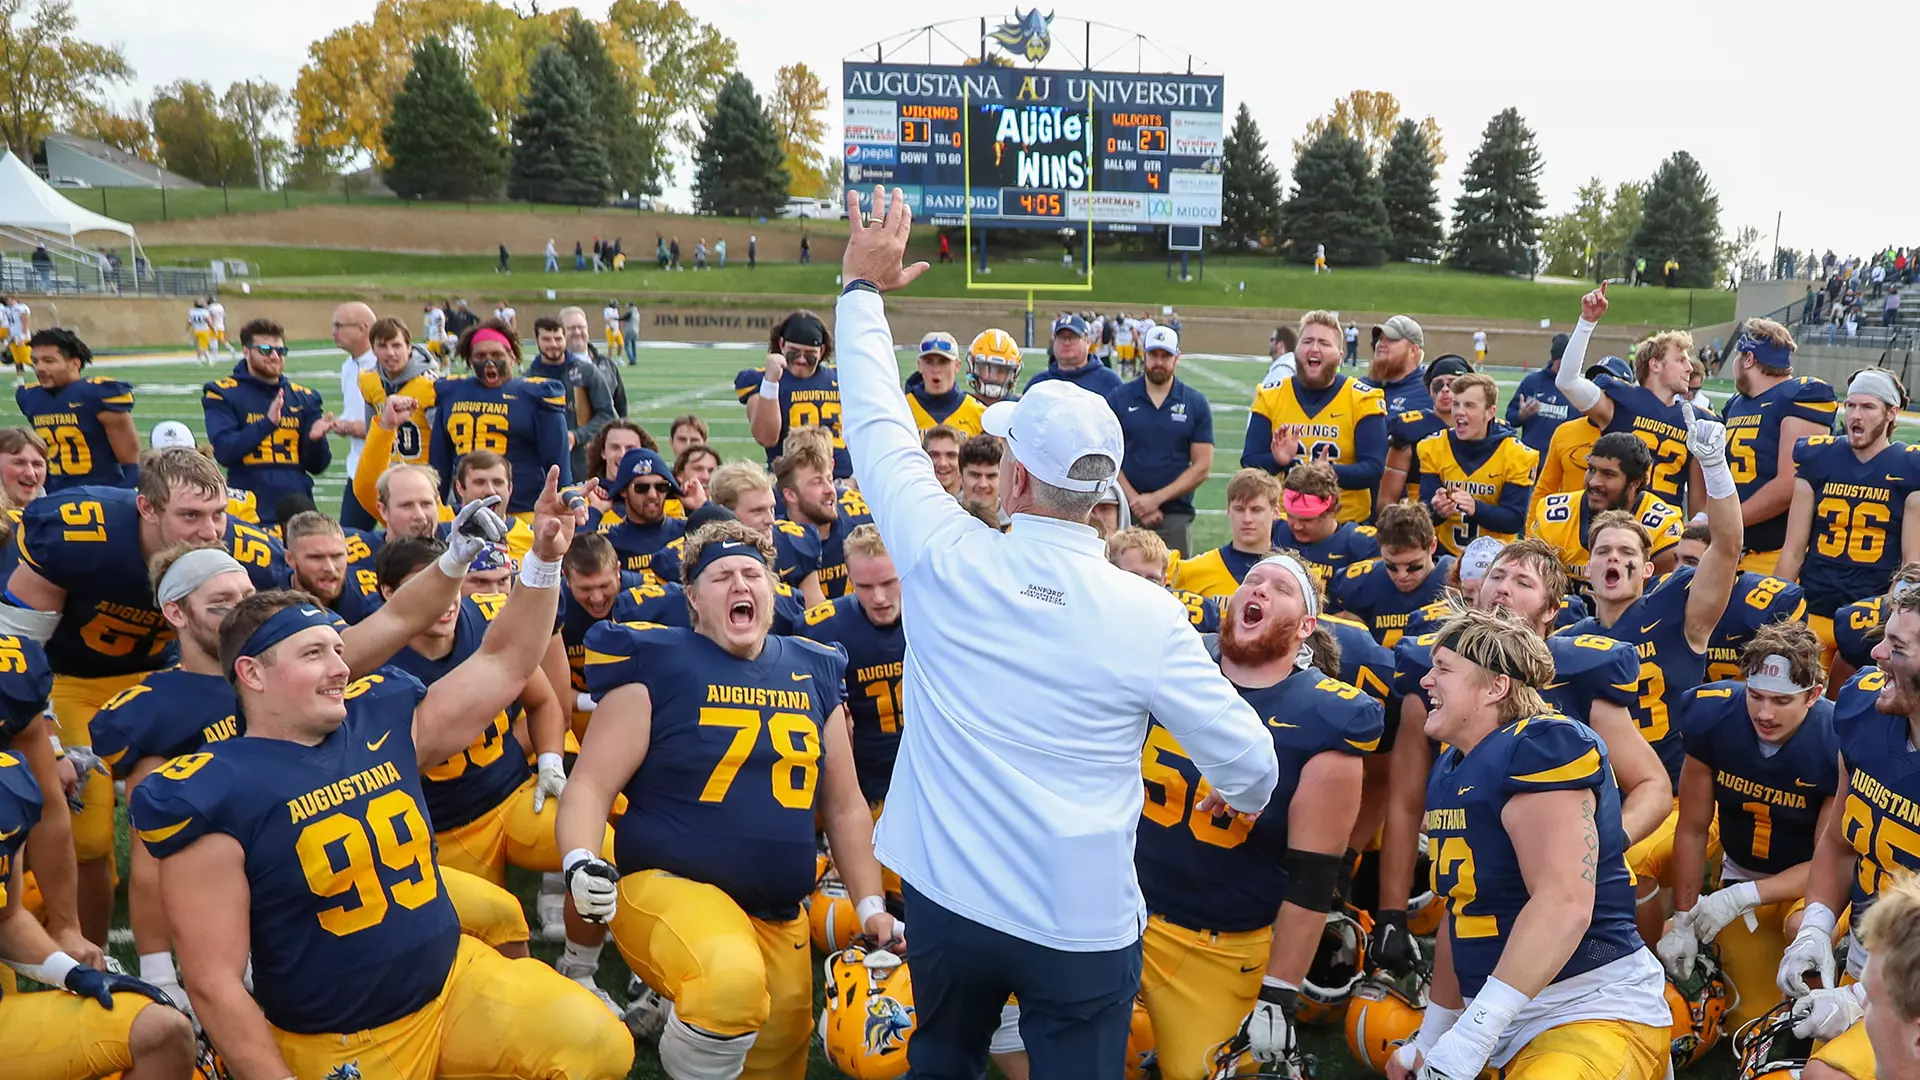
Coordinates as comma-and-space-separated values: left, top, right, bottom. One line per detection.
1737, 333, 1791, 370
779, 314, 826, 348
687, 538, 769, 584
1432, 624, 1532, 682
230, 604, 347, 680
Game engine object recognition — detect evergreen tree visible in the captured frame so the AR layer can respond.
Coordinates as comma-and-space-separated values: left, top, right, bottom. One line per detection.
1446, 108, 1546, 276
1380, 118, 1443, 262
1279, 127, 1389, 267
1630, 151, 1722, 289
561, 14, 655, 198
1216, 103, 1282, 252
693, 73, 788, 218
382, 37, 504, 201
507, 45, 611, 206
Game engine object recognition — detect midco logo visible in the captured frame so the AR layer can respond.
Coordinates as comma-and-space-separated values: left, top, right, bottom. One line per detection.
1147, 197, 1174, 219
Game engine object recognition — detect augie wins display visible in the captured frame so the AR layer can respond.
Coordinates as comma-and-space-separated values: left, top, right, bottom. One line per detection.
842, 62, 1224, 231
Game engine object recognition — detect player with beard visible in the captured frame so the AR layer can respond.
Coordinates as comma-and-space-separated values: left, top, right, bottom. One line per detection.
1530, 353, 1632, 516
1830, 562, 1920, 691
602, 447, 685, 579
430, 318, 573, 518
1776, 368, 1920, 661
1364, 315, 1435, 418
1371, 540, 1669, 978
1416, 373, 1539, 557
1243, 311, 1387, 525
1718, 319, 1837, 575
17, 327, 138, 490
1130, 553, 1378, 1080
1379, 354, 1468, 507
201, 318, 333, 528
1557, 284, 1701, 515
281, 511, 382, 624
1268, 462, 1379, 590
1330, 502, 1454, 647
1672, 522, 1811, 683
904, 330, 986, 435
1564, 415, 1744, 945
738, 310, 852, 479
775, 427, 871, 599
1528, 431, 1684, 601
1774, 587, 1920, 1080
1387, 606, 1670, 1080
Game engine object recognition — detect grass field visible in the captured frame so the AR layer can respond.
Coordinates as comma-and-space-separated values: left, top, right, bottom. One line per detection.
61, 184, 671, 224
136, 243, 1737, 326
87, 342, 1752, 1079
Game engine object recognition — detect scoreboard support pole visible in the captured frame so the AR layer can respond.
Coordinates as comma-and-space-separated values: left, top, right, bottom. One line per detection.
1024, 292, 1035, 349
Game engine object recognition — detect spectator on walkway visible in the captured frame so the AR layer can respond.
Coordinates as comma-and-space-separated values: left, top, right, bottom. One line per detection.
544, 238, 558, 272
31, 245, 51, 289
694, 239, 708, 270
574, 240, 586, 271
1344, 322, 1359, 365
656, 235, 668, 269
800, 234, 812, 264
1888, 286, 1903, 327
669, 237, 681, 270
716, 238, 727, 268
497, 244, 510, 274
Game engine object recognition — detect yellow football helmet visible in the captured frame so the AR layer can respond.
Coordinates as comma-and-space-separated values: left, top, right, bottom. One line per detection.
820, 946, 916, 1079
1297, 906, 1373, 1025
1345, 973, 1427, 1072
1733, 999, 1811, 1080
1125, 999, 1158, 1080
966, 329, 1023, 401
1666, 946, 1735, 1070
809, 855, 860, 953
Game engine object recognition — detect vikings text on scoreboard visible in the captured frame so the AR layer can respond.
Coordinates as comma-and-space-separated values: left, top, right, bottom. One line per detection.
842, 63, 1225, 232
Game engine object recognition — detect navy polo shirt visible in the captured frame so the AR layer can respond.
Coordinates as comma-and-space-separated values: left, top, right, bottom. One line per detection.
1507, 367, 1575, 454
1107, 376, 1214, 514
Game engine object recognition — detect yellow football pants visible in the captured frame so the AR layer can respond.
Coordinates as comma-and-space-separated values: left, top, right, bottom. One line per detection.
1627, 802, 1721, 885
443, 865, 530, 950
1137, 914, 1272, 1080
54, 671, 149, 863
1716, 896, 1797, 1028
272, 934, 633, 1080
0, 989, 171, 1080
1486, 1019, 1669, 1080
1810, 1018, 1874, 1079
1738, 550, 1781, 576
610, 868, 812, 1080
1809, 614, 1839, 671
433, 777, 612, 886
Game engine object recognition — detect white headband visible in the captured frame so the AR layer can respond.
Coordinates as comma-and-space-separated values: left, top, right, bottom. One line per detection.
156, 548, 248, 606
1747, 653, 1815, 696
1892, 579, 1920, 606
1253, 553, 1320, 671
1850, 369, 1903, 408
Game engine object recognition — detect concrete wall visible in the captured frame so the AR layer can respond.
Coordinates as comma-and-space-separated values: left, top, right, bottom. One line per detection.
49, 296, 342, 352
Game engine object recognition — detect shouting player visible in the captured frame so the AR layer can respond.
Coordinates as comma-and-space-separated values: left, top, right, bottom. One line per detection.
1268, 461, 1380, 588
775, 426, 872, 599
1557, 283, 1699, 514
1528, 431, 1685, 601
1243, 310, 1387, 524
905, 330, 987, 435
1388, 608, 1670, 1080
17, 327, 138, 490
561, 520, 898, 1079
1718, 319, 1836, 575
739, 310, 852, 479
131, 468, 634, 1080
431, 319, 573, 518
1416, 372, 1539, 557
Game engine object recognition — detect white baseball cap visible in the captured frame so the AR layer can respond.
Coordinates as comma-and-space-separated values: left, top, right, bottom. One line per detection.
150, 421, 196, 450
1142, 325, 1179, 354
980, 380, 1124, 493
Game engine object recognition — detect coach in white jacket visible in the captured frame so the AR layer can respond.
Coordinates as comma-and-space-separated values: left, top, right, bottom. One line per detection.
834, 187, 1279, 1078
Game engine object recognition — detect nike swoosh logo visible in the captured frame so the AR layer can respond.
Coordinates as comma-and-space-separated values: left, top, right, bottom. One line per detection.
1891, 476, 1908, 484
791, 672, 812, 682
1457, 785, 1473, 795
0, 825, 19, 842
1266, 717, 1296, 729
137, 818, 193, 844
366, 731, 392, 752
1794, 779, 1819, 788
1239, 964, 1261, 973
794, 941, 808, 949
1128, 405, 1142, 412
1640, 621, 1661, 634
1543, 681, 1567, 690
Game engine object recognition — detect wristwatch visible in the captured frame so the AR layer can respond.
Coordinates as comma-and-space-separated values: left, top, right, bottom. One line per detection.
842, 279, 880, 296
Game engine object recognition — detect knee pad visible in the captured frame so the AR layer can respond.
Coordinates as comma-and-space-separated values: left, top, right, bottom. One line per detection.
659, 1008, 757, 1080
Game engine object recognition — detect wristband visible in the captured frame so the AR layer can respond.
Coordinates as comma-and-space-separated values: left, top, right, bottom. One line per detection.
842, 279, 880, 296
14, 949, 79, 987
1801, 901, 1838, 938
855, 895, 887, 925
575, 691, 597, 713
1260, 975, 1298, 991
519, 553, 561, 590
1455, 976, 1527, 1046
536, 752, 563, 773
1702, 458, 1738, 501
563, 848, 597, 874
46, 734, 63, 758
1727, 880, 1762, 911
759, 378, 780, 400
435, 545, 472, 579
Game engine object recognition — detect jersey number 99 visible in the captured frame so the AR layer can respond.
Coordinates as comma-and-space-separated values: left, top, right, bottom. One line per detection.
295, 789, 440, 937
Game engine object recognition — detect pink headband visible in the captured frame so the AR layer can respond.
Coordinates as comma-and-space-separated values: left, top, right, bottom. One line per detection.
470, 328, 513, 351
1282, 489, 1336, 519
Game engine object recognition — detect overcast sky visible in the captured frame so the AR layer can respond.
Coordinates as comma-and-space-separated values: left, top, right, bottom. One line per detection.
73, 0, 1917, 257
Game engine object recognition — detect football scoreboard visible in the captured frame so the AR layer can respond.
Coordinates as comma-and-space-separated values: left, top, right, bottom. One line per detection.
842, 62, 1225, 232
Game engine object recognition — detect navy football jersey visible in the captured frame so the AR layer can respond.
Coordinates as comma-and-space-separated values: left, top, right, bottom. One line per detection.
815, 489, 876, 600
1562, 567, 1701, 788
1705, 573, 1807, 682
1541, 632, 1641, 723
326, 528, 386, 625
201, 366, 330, 526
16, 487, 175, 676
131, 670, 461, 1034
17, 375, 133, 490
583, 623, 847, 919
1596, 375, 1693, 512
1137, 662, 1382, 932
1171, 588, 1224, 634
649, 520, 822, 592
1679, 681, 1838, 877
1721, 377, 1836, 552
804, 595, 906, 802
1831, 668, 1920, 926
733, 362, 852, 478
604, 516, 685, 580
1834, 595, 1886, 673
1329, 555, 1455, 646
0, 750, 41, 915
1792, 435, 1920, 617
429, 375, 572, 514
1269, 520, 1379, 592
1324, 614, 1396, 709
1424, 714, 1642, 997
383, 593, 530, 832
0, 633, 49, 750
92, 668, 238, 778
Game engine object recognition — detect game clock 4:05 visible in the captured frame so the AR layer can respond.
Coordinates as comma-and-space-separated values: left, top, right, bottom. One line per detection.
1002, 189, 1067, 218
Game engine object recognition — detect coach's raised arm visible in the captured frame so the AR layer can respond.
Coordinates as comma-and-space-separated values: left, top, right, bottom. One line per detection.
832, 185, 1279, 1075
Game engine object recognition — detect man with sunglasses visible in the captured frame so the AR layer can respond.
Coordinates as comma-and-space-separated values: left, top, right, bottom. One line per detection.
904, 330, 986, 436
602, 448, 685, 578
737, 310, 852, 479
201, 318, 335, 528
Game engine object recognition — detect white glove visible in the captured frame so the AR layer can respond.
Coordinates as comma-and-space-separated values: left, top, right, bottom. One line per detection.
1790, 983, 1866, 1040
1656, 911, 1700, 980
1690, 880, 1761, 944
65, 744, 109, 779
1687, 417, 1729, 471
1778, 921, 1839, 998
531, 752, 566, 814
1239, 984, 1298, 1063
1421, 1026, 1496, 1080
440, 495, 508, 571
575, 691, 597, 714
150, 975, 192, 1018
564, 853, 620, 923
